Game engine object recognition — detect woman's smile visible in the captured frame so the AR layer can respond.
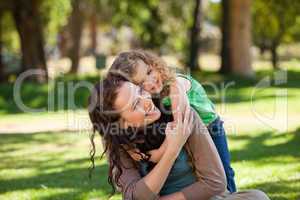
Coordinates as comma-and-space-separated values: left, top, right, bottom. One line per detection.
146, 104, 158, 116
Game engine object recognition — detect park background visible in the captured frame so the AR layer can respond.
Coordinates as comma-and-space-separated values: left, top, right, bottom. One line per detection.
0, 0, 299, 199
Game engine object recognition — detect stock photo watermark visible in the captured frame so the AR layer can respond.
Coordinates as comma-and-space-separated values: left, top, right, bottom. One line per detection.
11, 68, 289, 134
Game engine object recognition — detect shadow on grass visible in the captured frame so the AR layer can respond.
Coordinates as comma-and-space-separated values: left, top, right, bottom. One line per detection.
0, 163, 112, 200
229, 128, 300, 163
228, 128, 300, 199
244, 179, 300, 200
0, 132, 75, 147
0, 132, 115, 200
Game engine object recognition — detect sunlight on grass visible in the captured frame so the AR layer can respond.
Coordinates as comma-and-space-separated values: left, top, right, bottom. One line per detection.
0, 128, 299, 200
0, 65, 299, 199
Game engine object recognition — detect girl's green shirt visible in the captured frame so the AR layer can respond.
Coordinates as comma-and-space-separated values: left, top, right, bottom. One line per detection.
162, 74, 217, 125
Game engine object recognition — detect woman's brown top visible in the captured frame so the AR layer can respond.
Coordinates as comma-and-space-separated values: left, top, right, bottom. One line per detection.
107, 109, 227, 200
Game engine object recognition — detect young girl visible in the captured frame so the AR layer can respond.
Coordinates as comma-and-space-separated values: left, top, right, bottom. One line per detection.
108, 50, 236, 193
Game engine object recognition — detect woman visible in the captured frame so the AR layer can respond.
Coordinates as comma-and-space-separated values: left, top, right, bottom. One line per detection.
88, 75, 269, 200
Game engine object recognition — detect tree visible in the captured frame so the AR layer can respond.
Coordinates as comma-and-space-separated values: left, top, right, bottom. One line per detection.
87, 0, 112, 55
89, 10, 97, 55
189, 0, 202, 70
11, 0, 48, 82
111, 0, 168, 52
252, 0, 300, 69
0, 10, 4, 81
0, 0, 11, 82
68, 0, 85, 74
220, 0, 253, 77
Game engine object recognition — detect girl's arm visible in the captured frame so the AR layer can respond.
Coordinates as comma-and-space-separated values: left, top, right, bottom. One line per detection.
147, 138, 167, 163
170, 77, 191, 122
146, 77, 192, 163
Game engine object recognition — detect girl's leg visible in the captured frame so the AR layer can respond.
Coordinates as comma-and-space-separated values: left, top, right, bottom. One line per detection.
208, 117, 237, 193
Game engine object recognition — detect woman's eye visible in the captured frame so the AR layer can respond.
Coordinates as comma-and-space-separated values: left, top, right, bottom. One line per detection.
147, 69, 152, 75
139, 87, 143, 94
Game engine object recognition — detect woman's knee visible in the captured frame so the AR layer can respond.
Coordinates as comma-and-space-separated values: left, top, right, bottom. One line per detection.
240, 189, 270, 200
217, 189, 270, 200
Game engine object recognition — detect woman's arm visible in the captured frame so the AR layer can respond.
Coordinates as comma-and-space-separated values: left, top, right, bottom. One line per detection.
158, 110, 226, 200
117, 106, 194, 200
159, 192, 186, 200
180, 110, 227, 200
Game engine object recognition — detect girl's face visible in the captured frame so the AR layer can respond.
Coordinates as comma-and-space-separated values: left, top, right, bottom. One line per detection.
132, 60, 163, 95
114, 81, 161, 129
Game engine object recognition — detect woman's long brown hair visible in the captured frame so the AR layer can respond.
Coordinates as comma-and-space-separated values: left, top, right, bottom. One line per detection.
88, 75, 136, 194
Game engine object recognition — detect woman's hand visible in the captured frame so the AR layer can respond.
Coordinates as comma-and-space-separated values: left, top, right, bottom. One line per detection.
170, 81, 190, 121
165, 105, 193, 157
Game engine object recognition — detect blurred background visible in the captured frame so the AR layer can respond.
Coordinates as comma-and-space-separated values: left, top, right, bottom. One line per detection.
0, 0, 299, 200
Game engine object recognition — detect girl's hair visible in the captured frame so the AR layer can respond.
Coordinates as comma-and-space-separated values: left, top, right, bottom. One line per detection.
108, 50, 176, 97
88, 75, 138, 194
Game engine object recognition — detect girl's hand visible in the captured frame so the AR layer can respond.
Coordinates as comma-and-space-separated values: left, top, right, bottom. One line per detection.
165, 105, 194, 156
127, 148, 148, 162
148, 140, 167, 163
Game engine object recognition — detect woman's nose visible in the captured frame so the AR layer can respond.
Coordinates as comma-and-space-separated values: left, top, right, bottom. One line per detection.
141, 89, 151, 99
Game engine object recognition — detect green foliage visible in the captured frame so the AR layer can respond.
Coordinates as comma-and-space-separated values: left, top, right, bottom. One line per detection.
206, 1, 221, 26
1, 11, 20, 53
110, 0, 165, 50
110, 0, 194, 54
252, 0, 300, 48
289, 16, 300, 41
41, 0, 71, 46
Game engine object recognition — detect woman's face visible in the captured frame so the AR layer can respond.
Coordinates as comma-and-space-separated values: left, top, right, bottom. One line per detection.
114, 81, 161, 129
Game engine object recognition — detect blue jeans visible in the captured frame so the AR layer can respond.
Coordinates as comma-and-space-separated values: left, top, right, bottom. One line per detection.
207, 117, 237, 193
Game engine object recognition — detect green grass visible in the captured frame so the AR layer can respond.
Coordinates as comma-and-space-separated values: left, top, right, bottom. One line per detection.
0, 129, 299, 200
0, 67, 300, 199
0, 132, 121, 200
0, 74, 100, 115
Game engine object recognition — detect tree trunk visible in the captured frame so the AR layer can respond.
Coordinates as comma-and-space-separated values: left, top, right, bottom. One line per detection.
271, 43, 279, 69
220, 0, 231, 74
220, 0, 253, 77
0, 11, 4, 81
69, 0, 84, 74
189, 0, 202, 70
57, 28, 69, 58
89, 11, 97, 55
12, 0, 48, 82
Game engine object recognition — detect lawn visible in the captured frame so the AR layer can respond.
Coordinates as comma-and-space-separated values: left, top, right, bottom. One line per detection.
0, 128, 299, 200
0, 66, 300, 200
